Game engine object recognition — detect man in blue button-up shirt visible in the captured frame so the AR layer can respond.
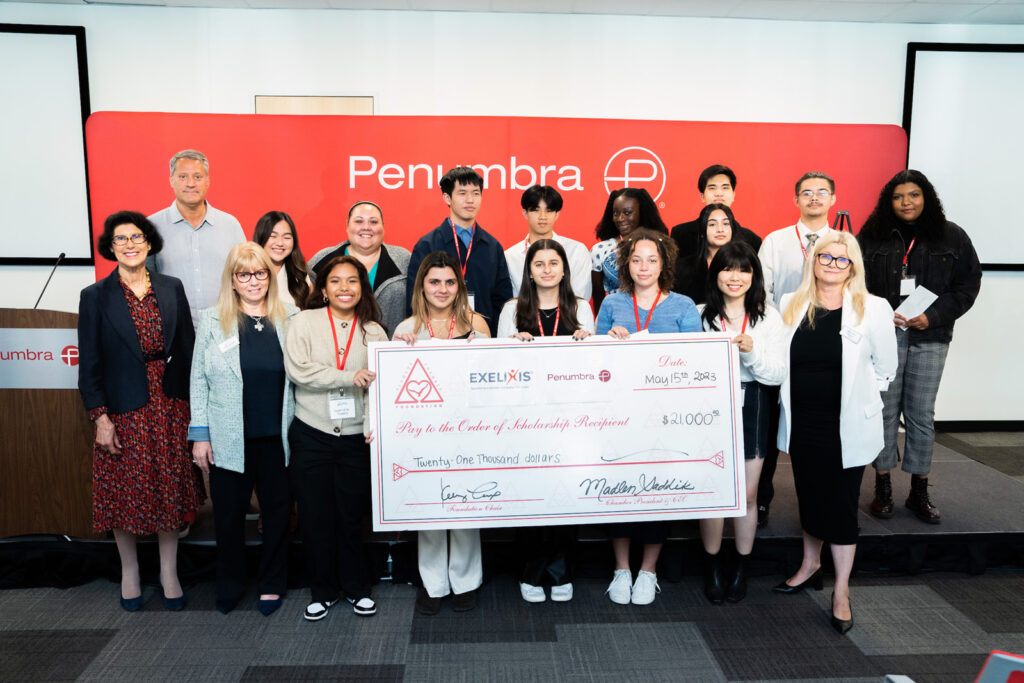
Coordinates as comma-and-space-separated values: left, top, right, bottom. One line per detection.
406, 166, 512, 337
148, 149, 245, 329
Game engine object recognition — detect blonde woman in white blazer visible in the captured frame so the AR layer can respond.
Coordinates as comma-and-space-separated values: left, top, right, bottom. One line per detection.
772, 232, 897, 635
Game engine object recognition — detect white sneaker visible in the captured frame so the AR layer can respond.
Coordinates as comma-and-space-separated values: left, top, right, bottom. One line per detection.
606, 569, 632, 605
631, 570, 660, 605
550, 583, 573, 602
520, 582, 546, 603
348, 596, 377, 616
303, 599, 337, 621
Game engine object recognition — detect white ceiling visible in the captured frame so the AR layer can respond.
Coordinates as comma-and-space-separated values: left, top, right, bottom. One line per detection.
7, 0, 1024, 25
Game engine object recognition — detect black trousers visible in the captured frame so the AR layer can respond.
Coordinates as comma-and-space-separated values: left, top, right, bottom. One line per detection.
288, 419, 372, 604
756, 385, 783, 508
208, 435, 291, 601
518, 525, 576, 586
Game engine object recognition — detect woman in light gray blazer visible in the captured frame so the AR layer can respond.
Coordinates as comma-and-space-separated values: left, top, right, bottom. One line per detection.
189, 242, 298, 617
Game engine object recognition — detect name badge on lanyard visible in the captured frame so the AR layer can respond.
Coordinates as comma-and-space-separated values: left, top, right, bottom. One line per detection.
328, 390, 356, 419
467, 291, 476, 311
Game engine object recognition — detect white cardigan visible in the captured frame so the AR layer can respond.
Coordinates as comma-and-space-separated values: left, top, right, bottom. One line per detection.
777, 290, 898, 469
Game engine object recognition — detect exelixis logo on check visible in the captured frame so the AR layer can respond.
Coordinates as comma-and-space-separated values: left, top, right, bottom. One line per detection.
469, 369, 533, 388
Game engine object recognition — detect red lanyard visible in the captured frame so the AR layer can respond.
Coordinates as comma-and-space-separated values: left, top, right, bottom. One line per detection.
427, 314, 457, 339
721, 314, 749, 334
632, 291, 661, 332
327, 308, 357, 370
449, 218, 475, 278
901, 237, 917, 277
795, 225, 811, 260
537, 308, 560, 337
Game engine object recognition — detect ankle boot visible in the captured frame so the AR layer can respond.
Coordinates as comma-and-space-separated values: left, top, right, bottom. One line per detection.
725, 553, 748, 603
869, 471, 894, 519
704, 551, 725, 604
906, 474, 941, 524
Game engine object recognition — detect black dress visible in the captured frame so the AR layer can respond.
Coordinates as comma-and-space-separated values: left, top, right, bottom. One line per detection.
789, 306, 863, 545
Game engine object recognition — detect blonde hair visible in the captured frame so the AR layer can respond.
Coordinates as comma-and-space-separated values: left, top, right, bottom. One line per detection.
782, 231, 868, 329
409, 252, 474, 335
216, 242, 287, 337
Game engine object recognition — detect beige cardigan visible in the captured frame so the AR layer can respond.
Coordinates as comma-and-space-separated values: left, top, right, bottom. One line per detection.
284, 307, 388, 436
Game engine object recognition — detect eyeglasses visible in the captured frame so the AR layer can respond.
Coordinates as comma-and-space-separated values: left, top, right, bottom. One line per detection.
799, 189, 832, 198
234, 270, 270, 282
112, 233, 147, 246
817, 253, 852, 269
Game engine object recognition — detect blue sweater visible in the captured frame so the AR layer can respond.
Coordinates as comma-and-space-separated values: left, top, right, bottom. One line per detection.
596, 291, 702, 334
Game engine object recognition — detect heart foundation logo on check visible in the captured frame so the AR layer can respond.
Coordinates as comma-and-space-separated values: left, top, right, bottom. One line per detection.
395, 359, 444, 405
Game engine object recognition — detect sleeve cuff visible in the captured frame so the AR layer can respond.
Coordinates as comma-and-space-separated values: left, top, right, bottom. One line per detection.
88, 406, 108, 421
188, 426, 211, 442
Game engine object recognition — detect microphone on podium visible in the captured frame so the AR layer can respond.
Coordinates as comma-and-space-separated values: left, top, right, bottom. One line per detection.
33, 252, 66, 310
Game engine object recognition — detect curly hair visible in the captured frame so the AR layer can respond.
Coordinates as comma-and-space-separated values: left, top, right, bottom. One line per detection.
616, 228, 678, 294
859, 169, 947, 242
97, 211, 163, 261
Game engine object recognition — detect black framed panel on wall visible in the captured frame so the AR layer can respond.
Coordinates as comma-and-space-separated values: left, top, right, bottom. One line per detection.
0, 24, 92, 266
903, 42, 1024, 271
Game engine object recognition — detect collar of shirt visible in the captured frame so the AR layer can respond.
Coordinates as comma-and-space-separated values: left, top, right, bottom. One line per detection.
169, 200, 217, 229
796, 220, 831, 238
455, 225, 473, 247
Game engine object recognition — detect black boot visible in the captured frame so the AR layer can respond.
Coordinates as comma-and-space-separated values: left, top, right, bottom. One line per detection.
704, 551, 725, 604
869, 471, 894, 519
906, 475, 941, 524
725, 553, 748, 603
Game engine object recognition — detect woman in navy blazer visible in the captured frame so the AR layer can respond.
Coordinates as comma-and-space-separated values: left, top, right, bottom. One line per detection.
77, 211, 203, 612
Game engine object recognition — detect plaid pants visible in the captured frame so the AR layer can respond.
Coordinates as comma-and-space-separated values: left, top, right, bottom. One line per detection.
873, 329, 949, 475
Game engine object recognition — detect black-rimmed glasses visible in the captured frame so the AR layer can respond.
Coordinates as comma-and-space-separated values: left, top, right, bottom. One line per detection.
234, 270, 270, 282
817, 253, 851, 269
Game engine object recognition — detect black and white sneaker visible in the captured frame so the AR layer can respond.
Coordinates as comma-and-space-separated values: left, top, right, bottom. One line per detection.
303, 599, 337, 621
348, 596, 377, 617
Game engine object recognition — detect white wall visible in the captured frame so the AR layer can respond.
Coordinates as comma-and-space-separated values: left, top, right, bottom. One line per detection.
1, 3, 1020, 420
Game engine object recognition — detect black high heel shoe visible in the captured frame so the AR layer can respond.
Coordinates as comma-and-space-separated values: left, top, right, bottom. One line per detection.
772, 567, 823, 594
831, 592, 853, 634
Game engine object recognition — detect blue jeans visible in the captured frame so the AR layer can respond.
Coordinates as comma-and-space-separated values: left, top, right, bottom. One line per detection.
873, 329, 949, 475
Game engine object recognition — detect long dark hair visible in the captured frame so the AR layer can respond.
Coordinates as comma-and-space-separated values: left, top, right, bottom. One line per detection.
594, 188, 669, 241
701, 242, 767, 331
859, 169, 947, 242
696, 203, 737, 263
308, 254, 381, 336
252, 211, 311, 306
515, 239, 582, 335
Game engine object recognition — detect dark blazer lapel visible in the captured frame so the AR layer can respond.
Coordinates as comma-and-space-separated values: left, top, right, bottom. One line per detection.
150, 273, 177, 354
100, 269, 144, 361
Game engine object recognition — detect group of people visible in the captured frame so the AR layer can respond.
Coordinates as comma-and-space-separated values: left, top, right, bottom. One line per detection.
77, 150, 981, 635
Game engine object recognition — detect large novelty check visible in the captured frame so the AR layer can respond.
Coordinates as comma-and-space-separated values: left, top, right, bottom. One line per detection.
367, 334, 744, 530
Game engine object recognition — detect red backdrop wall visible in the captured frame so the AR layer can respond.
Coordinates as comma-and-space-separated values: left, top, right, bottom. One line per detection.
86, 112, 907, 281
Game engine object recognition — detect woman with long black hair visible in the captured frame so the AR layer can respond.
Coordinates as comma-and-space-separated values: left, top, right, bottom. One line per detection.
284, 254, 388, 622
858, 169, 981, 524
252, 211, 311, 307
697, 242, 785, 604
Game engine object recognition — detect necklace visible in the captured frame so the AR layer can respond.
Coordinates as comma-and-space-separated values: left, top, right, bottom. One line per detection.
539, 308, 557, 318
248, 314, 265, 332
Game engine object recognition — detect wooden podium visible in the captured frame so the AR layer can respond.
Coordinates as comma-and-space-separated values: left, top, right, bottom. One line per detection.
0, 308, 101, 539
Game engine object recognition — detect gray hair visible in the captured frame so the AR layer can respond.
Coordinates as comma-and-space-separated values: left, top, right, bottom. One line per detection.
169, 149, 209, 176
